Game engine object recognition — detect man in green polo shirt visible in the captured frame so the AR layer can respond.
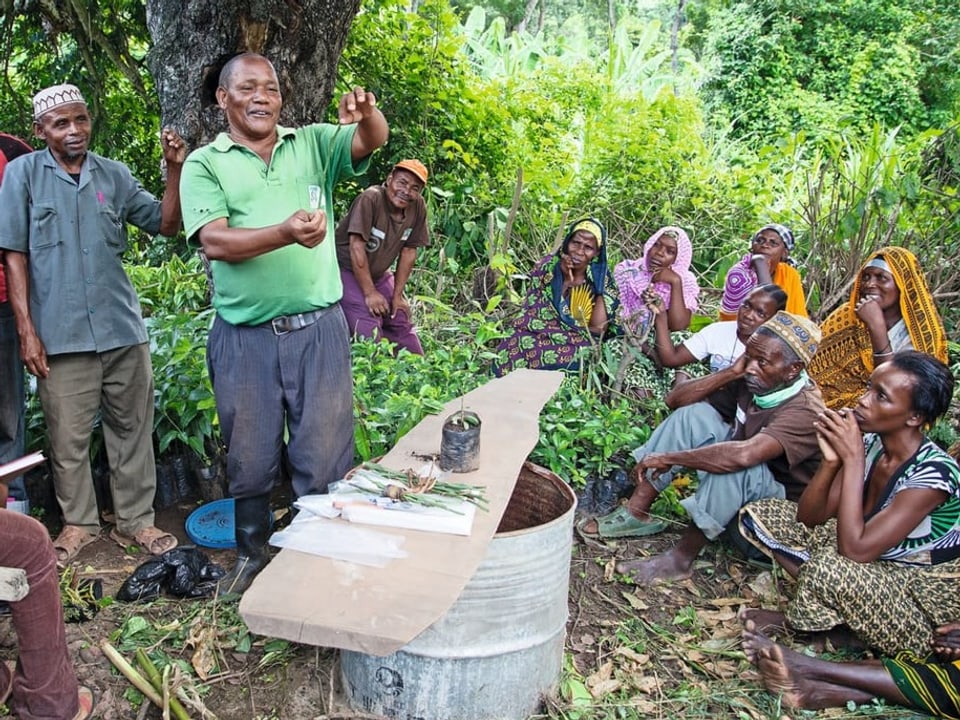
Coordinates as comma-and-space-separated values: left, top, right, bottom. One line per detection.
181, 52, 388, 596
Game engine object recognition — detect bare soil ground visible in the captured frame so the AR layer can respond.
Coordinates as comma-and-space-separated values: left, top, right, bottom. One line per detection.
0, 501, 906, 720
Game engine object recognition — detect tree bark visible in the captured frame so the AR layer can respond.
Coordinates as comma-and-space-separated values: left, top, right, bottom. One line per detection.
145, 0, 362, 148
670, 0, 687, 96
671, 0, 687, 77
517, 0, 540, 35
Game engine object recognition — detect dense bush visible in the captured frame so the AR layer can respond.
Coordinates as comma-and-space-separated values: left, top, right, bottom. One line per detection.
10, 0, 960, 492
693, 0, 960, 142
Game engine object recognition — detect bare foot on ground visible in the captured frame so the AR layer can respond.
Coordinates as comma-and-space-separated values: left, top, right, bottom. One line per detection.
741, 618, 776, 664
743, 619, 877, 710
755, 635, 820, 708
739, 608, 788, 634
616, 548, 693, 583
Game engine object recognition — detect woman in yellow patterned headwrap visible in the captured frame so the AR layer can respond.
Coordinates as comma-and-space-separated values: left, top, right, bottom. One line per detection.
492, 218, 617, 375
809, 246, 947, 410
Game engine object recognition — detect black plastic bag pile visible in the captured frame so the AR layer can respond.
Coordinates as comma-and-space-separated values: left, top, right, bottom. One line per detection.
576, 467, 634, 517
117, 547, 226, 602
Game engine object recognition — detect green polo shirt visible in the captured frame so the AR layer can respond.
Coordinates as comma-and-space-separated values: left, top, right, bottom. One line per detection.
181, 123, 368, 325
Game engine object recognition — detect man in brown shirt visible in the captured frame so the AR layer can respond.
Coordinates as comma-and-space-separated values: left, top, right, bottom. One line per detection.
582, 311, 825, 583
335, 159, 430, 354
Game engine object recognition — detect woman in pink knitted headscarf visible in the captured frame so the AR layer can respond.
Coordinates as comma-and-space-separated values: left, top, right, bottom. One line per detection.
608, 226, 702, 400
614, 226, 700, 338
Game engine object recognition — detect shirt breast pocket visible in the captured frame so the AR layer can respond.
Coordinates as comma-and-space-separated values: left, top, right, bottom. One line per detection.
29, 203, 60, 250
296, 176, 326, 213
98, 205, 127, 249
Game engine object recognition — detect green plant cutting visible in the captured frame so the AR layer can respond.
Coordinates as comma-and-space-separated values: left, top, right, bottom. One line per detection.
347, 461, 489, 512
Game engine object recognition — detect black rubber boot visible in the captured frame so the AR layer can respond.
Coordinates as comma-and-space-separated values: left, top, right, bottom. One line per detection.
215, 493, 272, 598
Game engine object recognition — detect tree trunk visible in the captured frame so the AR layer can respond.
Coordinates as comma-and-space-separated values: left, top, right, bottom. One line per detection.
145, 0, 362, 147
517, 0, 540, 35
670, 0, 687, 89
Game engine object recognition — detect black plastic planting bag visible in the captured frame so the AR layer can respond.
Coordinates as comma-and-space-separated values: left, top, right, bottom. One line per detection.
117, 547, 225, 602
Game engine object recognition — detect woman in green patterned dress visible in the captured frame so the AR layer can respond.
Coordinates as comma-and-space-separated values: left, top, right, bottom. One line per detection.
740, 351, 960, 657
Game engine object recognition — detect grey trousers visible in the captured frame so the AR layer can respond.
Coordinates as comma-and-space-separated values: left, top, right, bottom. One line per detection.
207, 306, 355, 499
633, 402, 785, 540
37, 343, 157, 535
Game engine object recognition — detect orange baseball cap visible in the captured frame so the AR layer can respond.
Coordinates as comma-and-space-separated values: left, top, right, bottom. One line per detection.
393, 159, 428, 184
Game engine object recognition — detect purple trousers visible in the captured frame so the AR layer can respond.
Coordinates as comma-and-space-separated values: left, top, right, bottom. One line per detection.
339, 270, 423, 355
0, 511, 79, 719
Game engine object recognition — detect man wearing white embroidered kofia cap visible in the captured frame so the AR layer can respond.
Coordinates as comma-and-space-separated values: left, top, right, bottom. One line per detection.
0, 82, 187, 563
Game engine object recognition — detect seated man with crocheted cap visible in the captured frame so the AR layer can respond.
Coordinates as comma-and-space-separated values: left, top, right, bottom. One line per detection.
580, 312, 825, 583
335, 159, 430, 355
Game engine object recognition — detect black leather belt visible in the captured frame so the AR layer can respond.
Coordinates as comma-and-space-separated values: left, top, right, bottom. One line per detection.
267, 304, 338, 336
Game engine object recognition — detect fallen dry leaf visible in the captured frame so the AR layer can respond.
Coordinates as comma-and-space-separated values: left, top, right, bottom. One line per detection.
627, 698, 660, 714
730, 695, 765, 720
706, 659, 739, 679
187, 624, 218, 681
746, 570, 779, 605
589, 678, 622, 698
708, 624, 741, 640
604, 559, 616, 582
614, 646, 650, 665
707, 597, 750, 608
697, 607, 737, 624
586, 660, 613, 686
622, 591, 649, 611
631, 675, 661, 694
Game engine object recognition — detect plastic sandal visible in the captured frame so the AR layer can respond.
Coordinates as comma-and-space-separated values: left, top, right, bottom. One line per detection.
596, 506, 667, 538
73, 686, 94, 720
110, 526, 178, 556
53, 526, 99, 564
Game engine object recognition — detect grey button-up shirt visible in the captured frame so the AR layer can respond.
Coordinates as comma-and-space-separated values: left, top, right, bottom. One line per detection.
0, 149, 161, 355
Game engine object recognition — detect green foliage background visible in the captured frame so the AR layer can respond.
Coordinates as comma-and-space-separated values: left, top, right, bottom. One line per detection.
4, 0, 960, 486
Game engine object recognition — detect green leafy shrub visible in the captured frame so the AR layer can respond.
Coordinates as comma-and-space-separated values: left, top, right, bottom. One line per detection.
352, 333, 493, 461
128, 254, 218, 460
530, 377, 652, 487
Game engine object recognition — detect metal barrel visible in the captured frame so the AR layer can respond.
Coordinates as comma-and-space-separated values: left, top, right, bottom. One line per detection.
341, 462, 576, 720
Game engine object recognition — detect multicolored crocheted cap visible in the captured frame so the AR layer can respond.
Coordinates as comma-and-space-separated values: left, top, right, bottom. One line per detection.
761, 311, 821, 365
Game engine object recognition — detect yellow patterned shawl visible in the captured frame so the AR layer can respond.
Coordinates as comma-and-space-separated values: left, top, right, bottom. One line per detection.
809, 246, 947, 410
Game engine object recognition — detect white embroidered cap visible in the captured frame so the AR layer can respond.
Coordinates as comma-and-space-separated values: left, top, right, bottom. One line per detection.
32, 84, 87, 120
